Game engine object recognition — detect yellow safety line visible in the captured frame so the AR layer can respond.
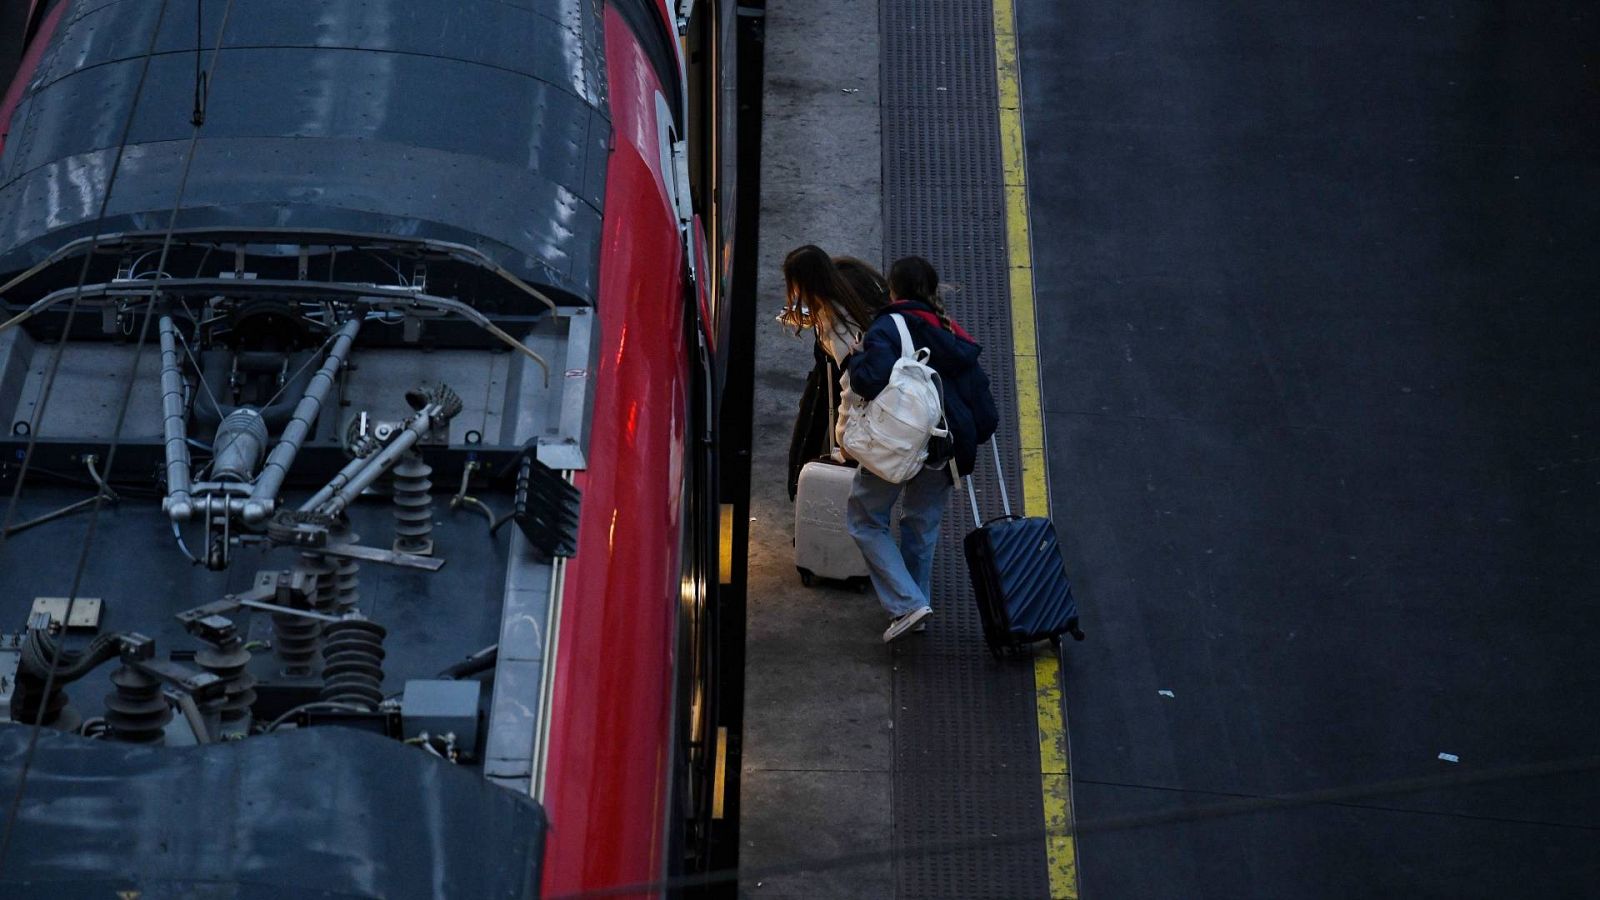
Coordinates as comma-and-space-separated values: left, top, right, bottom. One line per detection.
992, 0, 1080, 895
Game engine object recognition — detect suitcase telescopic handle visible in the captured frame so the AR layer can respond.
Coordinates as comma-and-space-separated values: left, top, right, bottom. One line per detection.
993, 440, 1012, 517
965, 440, 1014, 528
826, 357, 838, 458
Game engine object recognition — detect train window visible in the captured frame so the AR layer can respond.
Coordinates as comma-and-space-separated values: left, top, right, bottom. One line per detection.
680, 1, 737, 325
681, 1, 712, 217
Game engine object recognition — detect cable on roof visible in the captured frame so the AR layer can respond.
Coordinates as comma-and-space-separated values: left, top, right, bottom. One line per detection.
0, 0, 240, 875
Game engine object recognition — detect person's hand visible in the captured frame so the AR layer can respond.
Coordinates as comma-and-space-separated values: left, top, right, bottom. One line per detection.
775, 303, 810, 330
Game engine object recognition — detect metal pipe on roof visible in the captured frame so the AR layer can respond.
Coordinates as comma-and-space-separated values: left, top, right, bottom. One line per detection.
242, 318, 360, 523
298, 451, 376, 516
312, 406, 439, 518
158, 316, 194, 522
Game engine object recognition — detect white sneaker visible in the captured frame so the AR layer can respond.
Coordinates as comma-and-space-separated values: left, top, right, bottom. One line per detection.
883, 606, 932, 643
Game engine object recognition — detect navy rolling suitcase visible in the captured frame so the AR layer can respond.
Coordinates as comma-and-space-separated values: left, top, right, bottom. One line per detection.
963, 442, 1085, 658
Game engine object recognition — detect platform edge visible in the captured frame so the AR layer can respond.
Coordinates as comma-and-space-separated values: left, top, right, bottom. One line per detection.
992, 0, 1080, 896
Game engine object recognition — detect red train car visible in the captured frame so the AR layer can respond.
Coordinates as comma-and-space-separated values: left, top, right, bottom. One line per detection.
0, 1, 760, 896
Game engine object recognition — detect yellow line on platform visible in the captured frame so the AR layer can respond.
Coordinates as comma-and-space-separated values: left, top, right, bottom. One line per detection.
992, 0, 1080, 895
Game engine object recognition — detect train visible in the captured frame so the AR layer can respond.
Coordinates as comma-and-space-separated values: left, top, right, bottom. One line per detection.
0, 1, 761, 896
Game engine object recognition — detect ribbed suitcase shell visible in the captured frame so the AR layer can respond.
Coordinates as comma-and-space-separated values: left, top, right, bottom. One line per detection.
963, 515, 1080, 656
795, 459, 870, 585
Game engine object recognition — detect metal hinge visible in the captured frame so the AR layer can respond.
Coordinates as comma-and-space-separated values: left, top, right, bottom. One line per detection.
670, 138, 693, 227
670, 137, 701, 292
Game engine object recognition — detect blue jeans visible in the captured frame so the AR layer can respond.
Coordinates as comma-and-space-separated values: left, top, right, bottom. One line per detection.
847, 464, 952, 617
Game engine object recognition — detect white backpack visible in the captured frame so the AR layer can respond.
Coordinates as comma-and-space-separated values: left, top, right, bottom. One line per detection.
840, 314, 949, 484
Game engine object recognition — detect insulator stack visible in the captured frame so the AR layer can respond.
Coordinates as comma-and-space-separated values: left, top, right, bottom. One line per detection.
391, 451, 435, 556
320, 620, 387, 710
104, 666, 172, 743
195, 643, 257, 724
297, 550, 337, 617
330, 524, 361, 616
272, 609, 321, 677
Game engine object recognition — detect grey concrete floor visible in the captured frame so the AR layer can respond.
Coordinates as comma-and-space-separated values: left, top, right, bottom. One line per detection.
739, 0, 894, 896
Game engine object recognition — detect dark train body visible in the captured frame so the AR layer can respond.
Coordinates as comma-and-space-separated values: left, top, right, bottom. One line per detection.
0, 1, 758, 896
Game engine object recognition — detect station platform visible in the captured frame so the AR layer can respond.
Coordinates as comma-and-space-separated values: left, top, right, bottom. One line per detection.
743, 0, 1598, 898
743, 1, 1062, 897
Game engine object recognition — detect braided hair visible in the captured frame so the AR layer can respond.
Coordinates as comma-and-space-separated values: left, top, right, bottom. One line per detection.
888, 256, 952, 332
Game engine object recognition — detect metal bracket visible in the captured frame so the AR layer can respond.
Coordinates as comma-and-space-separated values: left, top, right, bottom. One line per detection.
29, 597, 103, 631
0, 633, 21, 721
117, 633, 224, 702
670, 138, 694, 227
322, 542, 446, 572
176, 569, 338, 631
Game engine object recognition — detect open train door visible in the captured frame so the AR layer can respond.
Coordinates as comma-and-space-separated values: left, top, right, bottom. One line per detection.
677, 0, 766, 893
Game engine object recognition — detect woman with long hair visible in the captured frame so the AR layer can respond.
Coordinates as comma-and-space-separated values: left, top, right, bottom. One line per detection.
779, 245, 880, 364
782, 247, 888, 494
833, 256, 890, 323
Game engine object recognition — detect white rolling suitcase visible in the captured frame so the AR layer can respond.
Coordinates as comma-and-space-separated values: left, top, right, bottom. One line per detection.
794, 361, 870, 588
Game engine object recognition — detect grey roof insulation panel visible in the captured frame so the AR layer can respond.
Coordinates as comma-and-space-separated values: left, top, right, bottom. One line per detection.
0, 724, 547, 898
0, 0, 610, 304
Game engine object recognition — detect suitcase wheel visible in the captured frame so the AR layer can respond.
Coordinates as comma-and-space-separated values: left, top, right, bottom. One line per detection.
797, 567, 816, 587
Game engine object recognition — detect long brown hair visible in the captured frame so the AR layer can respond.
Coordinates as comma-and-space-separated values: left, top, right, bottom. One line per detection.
833, 256, 889, 314
888, 255, 952, 331
782, 245, 876, 336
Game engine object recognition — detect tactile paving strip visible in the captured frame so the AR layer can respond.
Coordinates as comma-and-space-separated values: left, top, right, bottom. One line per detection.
881, 1, 1050, 896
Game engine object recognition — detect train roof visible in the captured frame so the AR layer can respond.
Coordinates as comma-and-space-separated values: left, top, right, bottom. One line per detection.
0, 3, 646, 889
0, 0, 611, 306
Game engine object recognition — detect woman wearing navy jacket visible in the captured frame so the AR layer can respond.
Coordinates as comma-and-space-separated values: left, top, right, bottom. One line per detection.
843, 256, 999, 642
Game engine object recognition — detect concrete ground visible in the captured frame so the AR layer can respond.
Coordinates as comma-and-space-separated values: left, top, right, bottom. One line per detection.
739, 1, 894, 897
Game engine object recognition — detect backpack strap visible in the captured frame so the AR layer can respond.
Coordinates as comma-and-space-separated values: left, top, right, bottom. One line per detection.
825, 357, 838, 456
890, 313, 917, 358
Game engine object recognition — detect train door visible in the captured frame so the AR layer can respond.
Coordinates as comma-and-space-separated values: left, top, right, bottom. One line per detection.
675, 0, 765, 893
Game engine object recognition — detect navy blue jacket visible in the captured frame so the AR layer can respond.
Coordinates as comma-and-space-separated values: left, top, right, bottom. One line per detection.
845, 300, 999, 476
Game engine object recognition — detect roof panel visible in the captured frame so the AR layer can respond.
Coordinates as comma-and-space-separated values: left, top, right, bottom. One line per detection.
0, 726, 546, 898
0, 0, 610, 303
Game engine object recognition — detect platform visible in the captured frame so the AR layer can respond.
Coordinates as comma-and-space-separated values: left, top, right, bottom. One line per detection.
744, 0, 1599, 898
743, 0, 1056, 897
